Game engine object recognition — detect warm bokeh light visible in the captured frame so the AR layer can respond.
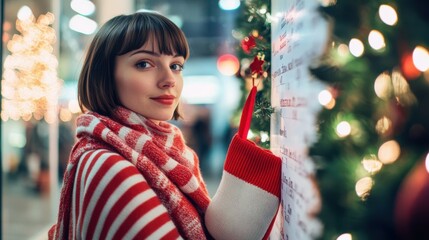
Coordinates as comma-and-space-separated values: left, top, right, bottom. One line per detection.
337, 233, 352, 240
68, 99, 81, 113
337, 43, 349, 57
349, 38, 364, 57
70, 0, 96, 16
368, 30, 385, 50
391, 70, 417, 106
412, 46, 429, 72
218, 0, 240, 10
426, 152, 429, 173
217, 54, 240, 76
324, 98, 336, 109
318, 90, 333, 106
69, 14, 97, 35
374, 72, 392, 99
375, 116, 392, 135
378, 140, 401, 164
251, 30, 259, 38
259, 5, 267, 14
355, 177, 374, 199
320, 0, 337, 7
379, 4, 398, 26
336, 121, 351, 138
17, 5, 33, 21
60, 108, 73, 122
362, 155, 383, 174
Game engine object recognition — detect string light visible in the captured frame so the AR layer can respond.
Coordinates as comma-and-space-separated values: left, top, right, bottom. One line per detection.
378, 5, 398, 26
337, 44, 350, 57
412, 46, 429, 72
361, 155, 383, 174
378, 140, 401, 164
17, 5, 33, 21
70, 0, 95, 16
318, 89, 336, 109
368, 30, 385, 50
59, 108, 73, 122
69, 14, 97, 35
318, 89, 333, 106
1, 11, 62, 122
320, 0, 337, 7
375, 116, 392, 135
355, 177, 374, 199
374, 72, 392, 100
349, 38, 364, 57
336, 233, 352, 240
336, 121, 351, 138
218, 0, 240, 11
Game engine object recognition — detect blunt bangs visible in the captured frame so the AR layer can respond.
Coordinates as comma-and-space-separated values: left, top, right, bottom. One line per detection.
117, 13, 189, 59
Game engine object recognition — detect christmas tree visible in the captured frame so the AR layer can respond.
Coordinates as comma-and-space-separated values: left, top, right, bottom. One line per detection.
1, 11, 61, 123
233, 0, 273, 149
235, 0, 429, 239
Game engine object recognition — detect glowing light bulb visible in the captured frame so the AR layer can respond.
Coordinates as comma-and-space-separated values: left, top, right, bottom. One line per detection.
217, 54, 239, 76
60, 108, 73, 122
374, 72, 392, 99
69, 14, 98, 35
412, 46, 429, 72
336, 121, 351, 138
17, 5, 33, 21
362, 155, 383, 174
218, 0, 240, 10
71, 0, 96, 16
375, 116, 392, 134
379, 5, 398, 26
337, 44, 349, 57
368, 30, 385, 50
337, 233, 352, 240
349, 38, 364, 57
355, 177, 374, 199
318, 90, 333, 106
378, 140, 400, 164
325, 98, 336, 109
259, 6, 267, 14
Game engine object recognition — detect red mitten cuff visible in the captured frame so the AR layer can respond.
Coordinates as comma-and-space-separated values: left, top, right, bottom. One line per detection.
224, 134, 281, 197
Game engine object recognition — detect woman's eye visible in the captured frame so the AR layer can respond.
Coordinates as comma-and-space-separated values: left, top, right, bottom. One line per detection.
135, 61, 152, 69
171, 63, 184, 71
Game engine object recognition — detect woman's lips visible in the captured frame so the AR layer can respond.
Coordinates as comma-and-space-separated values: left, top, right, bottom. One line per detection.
151, 95, 175, 105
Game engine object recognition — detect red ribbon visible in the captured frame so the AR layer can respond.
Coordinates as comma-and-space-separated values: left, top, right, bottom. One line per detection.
238, 85, 257, 139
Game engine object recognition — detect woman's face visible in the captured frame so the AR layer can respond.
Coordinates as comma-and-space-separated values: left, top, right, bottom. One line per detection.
115, 38, 185, 124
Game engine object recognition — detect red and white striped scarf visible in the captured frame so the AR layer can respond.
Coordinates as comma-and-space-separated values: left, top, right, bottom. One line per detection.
49, 106, 211, 239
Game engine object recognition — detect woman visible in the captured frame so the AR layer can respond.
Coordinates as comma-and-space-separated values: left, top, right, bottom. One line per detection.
49, 11, 281, 240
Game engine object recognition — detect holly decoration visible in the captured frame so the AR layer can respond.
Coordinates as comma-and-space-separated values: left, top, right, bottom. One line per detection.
241, 35, 256, 54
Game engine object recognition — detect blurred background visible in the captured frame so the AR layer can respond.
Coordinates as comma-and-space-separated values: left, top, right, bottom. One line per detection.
3, 0, 429, 239
1, 0, 245, 239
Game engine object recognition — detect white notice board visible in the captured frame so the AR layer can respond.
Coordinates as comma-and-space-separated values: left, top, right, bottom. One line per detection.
270, 0, 330, 239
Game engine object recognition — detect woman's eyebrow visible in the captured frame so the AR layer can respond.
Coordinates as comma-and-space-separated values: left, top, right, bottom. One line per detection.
130, 50, 182, 58
130, 50, 160, 56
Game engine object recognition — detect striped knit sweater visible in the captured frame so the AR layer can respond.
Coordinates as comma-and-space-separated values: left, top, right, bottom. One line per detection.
50, 106, 281, 240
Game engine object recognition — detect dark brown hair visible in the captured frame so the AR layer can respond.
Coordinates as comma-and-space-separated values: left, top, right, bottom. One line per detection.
78, 11, 190, 119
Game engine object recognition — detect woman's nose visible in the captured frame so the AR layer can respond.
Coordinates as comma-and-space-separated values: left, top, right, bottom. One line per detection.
158, 67, 176, 88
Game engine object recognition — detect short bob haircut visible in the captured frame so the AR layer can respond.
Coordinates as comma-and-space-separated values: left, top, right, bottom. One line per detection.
78, 11, 190, 119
